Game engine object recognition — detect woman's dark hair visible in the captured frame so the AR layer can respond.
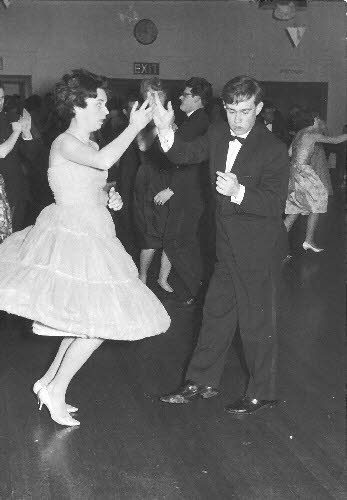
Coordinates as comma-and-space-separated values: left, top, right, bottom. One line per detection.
288, 106, 314, 133
24, 94, 42, 112
54, 69, 109, 120
221, 75, 264, 106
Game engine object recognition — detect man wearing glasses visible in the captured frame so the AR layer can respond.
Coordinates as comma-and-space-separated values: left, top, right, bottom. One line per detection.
153, 75, 289, 415
160, 77, 212, 306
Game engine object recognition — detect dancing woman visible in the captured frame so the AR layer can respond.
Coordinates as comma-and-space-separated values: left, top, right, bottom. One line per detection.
133, 77, 175, 291
0, 69, 170, 426
284, 109, 347, 252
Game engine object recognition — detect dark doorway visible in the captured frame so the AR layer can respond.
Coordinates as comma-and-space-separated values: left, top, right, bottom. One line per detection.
260, 81, 328, 119
0, 75, 32, 101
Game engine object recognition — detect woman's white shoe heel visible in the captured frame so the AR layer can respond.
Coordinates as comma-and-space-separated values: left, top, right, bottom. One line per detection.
37, 387, 80, 427
33, 381, 78, 413
303, 241, 324, 253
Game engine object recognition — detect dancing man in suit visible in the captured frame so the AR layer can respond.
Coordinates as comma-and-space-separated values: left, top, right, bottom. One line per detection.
160, 77, 212, 305
154, 75, 289, 414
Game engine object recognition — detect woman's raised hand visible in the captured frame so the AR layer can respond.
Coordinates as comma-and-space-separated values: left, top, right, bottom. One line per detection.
129, 99, 153, 133
152, 92, 175, 132
20, 108, 32, 138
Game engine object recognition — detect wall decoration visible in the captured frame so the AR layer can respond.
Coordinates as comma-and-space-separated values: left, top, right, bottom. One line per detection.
134, 19, 158, 45
119, 4, 139, 26
286, 26, 306, 47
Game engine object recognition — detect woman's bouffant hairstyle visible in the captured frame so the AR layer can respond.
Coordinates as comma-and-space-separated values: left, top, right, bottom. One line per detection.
54, 69, 109, 120
140, 77, 167, 101
288, 106, 314, 133
221, 75, 264, 106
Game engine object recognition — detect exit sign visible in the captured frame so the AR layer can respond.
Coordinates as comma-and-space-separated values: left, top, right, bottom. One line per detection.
133, 62, 159, 75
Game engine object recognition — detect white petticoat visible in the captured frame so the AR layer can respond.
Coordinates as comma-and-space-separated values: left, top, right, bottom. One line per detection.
0, 203, 170, 340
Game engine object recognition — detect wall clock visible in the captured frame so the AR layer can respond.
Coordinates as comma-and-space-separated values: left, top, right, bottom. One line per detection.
134, 19, 158, 45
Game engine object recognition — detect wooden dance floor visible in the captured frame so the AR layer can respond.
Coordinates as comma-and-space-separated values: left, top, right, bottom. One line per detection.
0, 191, 345, 500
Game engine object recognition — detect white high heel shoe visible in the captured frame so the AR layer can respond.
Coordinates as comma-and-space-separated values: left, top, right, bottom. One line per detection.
157, 279, 174, 293
37, 387, 80, 427
33, 381, 78, 413
303, 241, 324, 253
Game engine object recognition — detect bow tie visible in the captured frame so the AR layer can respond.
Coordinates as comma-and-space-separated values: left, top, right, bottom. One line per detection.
229, 133, 246, 145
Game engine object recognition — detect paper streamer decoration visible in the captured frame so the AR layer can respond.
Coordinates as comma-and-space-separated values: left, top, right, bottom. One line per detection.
286, 26, 306, 47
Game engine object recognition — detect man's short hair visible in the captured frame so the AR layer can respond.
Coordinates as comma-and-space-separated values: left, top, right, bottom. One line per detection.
0, 81, 4, 92
221, 75, 264, 106
185, 77, 212, 107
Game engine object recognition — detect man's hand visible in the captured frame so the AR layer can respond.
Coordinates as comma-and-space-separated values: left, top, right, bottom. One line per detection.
11, 121, 22, 134
216, 171, 240, 197
152, 92, 175, 133
108, 187, 123, 211
129, 99, 153, 133
154, 188, 174, 205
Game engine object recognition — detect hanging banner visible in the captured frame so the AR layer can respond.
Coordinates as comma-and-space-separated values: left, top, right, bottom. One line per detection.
286, 26, 306, 47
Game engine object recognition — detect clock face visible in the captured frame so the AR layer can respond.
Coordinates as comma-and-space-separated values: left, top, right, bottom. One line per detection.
134, 19, 158, 45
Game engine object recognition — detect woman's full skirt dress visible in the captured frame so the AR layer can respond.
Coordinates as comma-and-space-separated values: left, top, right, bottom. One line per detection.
0, 137, 170, 340
285, 162, 328, 215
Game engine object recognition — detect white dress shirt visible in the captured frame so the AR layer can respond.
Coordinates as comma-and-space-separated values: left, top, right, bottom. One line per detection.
225, 131, 249, 203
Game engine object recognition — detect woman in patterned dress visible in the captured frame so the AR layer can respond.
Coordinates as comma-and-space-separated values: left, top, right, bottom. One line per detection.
284, 109, 347, 252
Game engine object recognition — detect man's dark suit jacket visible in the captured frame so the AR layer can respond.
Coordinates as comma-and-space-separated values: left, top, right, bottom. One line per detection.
165, 120, 289, 274
163, 108, 210, 298
259, 112, 290, 146
167, 108, 210, 217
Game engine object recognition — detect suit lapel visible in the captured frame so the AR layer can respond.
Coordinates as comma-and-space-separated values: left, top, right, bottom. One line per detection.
231, 123, 263, 176
213, 123, 230, 174
0, 112, 11, 142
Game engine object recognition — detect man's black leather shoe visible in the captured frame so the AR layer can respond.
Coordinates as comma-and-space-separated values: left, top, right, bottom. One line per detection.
160, 381, 219, 404
224, 397, 279, 415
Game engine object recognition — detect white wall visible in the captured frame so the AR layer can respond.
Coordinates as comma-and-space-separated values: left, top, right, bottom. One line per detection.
0, 0, 345, 131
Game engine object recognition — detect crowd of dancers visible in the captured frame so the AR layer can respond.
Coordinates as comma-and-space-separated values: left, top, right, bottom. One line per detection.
0, 70, 346, 425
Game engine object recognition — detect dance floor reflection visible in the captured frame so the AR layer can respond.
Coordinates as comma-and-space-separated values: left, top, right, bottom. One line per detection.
0, 194, 345, 500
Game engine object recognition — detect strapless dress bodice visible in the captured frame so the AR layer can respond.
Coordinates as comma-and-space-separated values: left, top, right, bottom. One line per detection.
48, 157, 107, 207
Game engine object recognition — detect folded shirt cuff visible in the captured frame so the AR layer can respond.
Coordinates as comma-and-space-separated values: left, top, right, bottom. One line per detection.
230, 184, 245, 204
157, 128, 174, 152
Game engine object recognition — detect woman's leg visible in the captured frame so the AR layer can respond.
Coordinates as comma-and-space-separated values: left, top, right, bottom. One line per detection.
139, 248, 156, 284
305, 213, 321, 246
46, 338, 103, 417
284, 214, 299, 232
158, 250, 173, 292
38, 338, 75, 386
